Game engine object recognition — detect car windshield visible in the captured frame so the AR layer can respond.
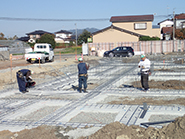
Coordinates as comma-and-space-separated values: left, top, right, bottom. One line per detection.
112, 47, 118, 51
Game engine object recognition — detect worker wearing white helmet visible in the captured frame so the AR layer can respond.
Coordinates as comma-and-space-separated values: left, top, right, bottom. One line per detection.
77, 57, 90, 93
138, 54, 151, 91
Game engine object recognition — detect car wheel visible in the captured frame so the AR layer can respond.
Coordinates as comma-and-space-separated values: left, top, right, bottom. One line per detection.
128, 52, 133, 57
109, 52, 114, 57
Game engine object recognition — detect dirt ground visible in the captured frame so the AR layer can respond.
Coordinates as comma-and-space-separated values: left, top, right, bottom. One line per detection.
0, 114, 185, 139
1, 55, 185, 139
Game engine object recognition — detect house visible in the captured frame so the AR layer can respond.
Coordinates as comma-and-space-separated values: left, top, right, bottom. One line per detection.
26, 30, 53, 43
92, 14, 160, 43
158, 19, 173, 39
161, 27, 173, 40
17, 36, 30, 42
54, 30, 73, 43
175, 13, 185, 29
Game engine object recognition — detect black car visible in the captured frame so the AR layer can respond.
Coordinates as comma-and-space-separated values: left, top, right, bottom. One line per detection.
103, 46, 134, 57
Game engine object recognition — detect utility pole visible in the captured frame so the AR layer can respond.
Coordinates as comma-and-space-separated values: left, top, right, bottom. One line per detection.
173, 10, 175, 52
75, 23, 77, 47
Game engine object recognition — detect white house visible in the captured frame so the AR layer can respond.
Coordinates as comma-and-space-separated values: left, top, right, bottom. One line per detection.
158, 19, 173, 39
54, 30, 72, 43
175, 13, 185, 29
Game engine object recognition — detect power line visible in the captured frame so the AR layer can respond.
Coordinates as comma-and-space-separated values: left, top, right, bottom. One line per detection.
0, 15, 173, 22
0, 17, 109, 21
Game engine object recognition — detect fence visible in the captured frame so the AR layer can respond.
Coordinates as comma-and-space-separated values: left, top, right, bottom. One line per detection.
88, 40, 185, 56
0, 40, 30, 54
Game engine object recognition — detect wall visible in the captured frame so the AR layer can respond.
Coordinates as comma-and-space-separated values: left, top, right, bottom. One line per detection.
0, 40, 31, 54
88, 40, 185, 56
112, 21, 158, 37
0, 51, 10, 61
93, 28, 138, 43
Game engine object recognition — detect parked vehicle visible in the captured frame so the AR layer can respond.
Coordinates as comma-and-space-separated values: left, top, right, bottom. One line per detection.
103, 46, 134, 57
25, 43, 54, 64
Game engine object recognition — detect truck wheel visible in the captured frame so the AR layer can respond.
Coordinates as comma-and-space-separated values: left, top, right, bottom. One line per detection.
41, 59, 45, 63
50, 56, 54, 62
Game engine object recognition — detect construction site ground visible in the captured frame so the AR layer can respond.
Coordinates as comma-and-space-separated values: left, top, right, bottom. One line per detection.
0, 53, 185, 139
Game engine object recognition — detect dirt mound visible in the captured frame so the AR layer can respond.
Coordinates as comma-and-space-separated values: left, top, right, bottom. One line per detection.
0, 125, 58, 139
132, 80, 185, 90
1, 115, 184, 139
81, 114, 185, 139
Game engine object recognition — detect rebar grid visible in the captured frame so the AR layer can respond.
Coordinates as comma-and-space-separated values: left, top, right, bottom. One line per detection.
1, 54, 185, 129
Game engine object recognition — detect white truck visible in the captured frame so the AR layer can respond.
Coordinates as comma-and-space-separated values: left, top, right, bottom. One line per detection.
25, 43, 54, 64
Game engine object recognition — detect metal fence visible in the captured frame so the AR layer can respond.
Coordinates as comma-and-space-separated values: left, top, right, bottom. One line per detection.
88, 40, 185, 55
0, 40, 30, 54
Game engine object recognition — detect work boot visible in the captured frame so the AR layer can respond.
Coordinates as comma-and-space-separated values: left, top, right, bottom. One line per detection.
79, 88, 82, 93
84, 88, 88, 93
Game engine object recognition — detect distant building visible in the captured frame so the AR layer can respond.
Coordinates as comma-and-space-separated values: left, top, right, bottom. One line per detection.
175, 13, 185, 29
92, 14, 160, 43
26, 30, 53, 43
54, 30, 73, 43
17, 36, 30, 42
158, 19, 174, 40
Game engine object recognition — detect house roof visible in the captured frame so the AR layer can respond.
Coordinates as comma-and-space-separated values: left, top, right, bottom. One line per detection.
175, 13, 185, 20
162, 27, 173, 34
110, 15, 154, 23
55, 30, 72, 34
26, 30, 53, 35
157, 19, 173, 25
17, 36, 30, 41
92, 25, 145, 37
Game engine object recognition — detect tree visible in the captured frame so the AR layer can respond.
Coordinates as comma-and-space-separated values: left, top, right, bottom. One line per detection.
77, 30, 92, 45
36, 33, 56, 49
0, 33, 7, 40
8, 35, 18, 40
175, 28, 185, 40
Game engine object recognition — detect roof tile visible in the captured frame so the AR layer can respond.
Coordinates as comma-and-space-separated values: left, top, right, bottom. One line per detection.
110, 15, 154, 22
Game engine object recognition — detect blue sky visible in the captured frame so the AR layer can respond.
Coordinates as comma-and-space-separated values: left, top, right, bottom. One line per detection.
0, 0, 184, 37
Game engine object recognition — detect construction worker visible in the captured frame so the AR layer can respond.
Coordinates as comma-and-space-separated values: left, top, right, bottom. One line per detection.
16, 69, 35, 93
78, 57, 90, 93
138, 54, 151, 91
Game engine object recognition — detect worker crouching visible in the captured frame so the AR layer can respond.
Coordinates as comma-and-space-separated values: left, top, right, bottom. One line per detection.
78, 57, 90, 93
16, 69, 36, 93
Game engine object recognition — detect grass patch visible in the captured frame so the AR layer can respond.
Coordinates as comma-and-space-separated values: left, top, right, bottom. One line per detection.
55, 46, 82, 54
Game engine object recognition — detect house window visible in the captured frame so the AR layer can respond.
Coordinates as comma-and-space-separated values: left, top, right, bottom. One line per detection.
134, 23, 147, 30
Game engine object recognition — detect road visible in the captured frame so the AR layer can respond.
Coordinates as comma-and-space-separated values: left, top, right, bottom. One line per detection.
0, 54, 76, 70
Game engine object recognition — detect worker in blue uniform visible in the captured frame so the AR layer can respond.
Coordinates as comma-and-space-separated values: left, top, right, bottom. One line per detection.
77, 57, 90, 93
16, 69, 35, 93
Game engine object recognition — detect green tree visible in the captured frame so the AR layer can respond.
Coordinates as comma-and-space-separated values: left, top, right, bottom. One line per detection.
77, 30, 92, 45
36, 33, 56, 49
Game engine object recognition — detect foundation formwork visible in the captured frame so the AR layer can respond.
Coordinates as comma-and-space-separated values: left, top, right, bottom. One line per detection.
1, 54, 185, 131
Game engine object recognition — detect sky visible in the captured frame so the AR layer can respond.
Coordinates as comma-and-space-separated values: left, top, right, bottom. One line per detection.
0, 0, 184, 38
